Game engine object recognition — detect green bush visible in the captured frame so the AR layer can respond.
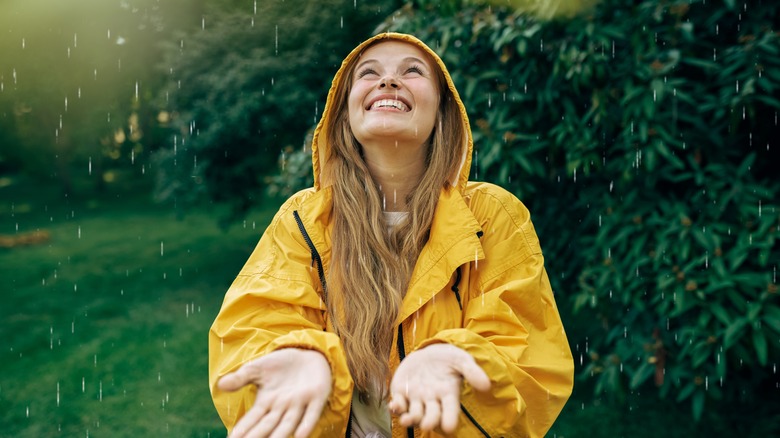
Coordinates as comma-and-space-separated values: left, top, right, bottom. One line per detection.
272, 0, 780, 424
153, 0, 399, 218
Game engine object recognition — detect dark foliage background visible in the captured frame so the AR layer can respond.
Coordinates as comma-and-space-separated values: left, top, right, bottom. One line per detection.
152, 0, 400, 218
375, 0, 780, 429
271, 0, 780, 429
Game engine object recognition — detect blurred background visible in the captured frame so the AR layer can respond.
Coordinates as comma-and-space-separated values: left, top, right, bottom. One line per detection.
1, 0, 778, 436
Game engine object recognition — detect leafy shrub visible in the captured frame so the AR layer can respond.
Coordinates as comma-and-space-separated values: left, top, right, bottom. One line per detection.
365, 0, 780, 424
153, 0, 399, 217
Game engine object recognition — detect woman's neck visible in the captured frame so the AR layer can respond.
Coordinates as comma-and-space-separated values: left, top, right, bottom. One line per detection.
362, 140, 426, 212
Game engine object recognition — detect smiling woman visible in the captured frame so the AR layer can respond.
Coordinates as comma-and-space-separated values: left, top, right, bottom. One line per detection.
209, 33, 573, 438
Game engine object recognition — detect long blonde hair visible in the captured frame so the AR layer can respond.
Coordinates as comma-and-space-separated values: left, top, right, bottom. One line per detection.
323, 40, 466, 403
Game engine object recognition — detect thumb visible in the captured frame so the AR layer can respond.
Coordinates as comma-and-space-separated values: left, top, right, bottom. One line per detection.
217, 366, 255, 392
457, 359, 491, 393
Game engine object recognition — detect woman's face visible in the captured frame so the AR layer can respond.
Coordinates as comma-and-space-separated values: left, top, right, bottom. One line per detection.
347, 41, 440, 148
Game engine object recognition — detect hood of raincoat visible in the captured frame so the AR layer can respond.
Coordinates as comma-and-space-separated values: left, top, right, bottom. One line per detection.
310, 32, 473, 193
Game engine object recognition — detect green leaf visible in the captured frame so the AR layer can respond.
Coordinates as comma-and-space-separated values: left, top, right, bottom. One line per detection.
691, 343, 710, 368
692, 390, 705, 421
630, 360, 655, 389
763, 305, 780, 333
752, 328, 768, 366
747, 301, 762, 322
710, 303, 731, 325
723, 317, 747, 349
676, 382, 696, 402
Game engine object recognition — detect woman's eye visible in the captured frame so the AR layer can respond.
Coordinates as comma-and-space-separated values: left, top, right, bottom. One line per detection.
405, 65, 423, 75
357, 68, 378, 78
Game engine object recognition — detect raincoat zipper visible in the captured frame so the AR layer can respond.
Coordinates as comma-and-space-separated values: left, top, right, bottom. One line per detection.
292, 211, 352, 436
396, 324, 415, 438
292, 210, 328, 302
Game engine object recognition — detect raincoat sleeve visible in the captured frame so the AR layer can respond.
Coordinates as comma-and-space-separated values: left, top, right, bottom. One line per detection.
416, 186, 574, 438
208, 191, 352, 436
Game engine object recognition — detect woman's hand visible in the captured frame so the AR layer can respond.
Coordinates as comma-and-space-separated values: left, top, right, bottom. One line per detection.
388, 343, 491, 434
218, 348, 332, 438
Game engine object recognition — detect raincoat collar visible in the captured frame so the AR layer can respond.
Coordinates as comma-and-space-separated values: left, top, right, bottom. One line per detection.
310, 32, 474, 194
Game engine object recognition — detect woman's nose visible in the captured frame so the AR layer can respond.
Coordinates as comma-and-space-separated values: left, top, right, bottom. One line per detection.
379, 76, 400, 89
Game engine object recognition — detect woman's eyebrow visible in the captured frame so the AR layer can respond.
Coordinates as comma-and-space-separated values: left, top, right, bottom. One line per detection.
356, 59, 378, 71
402, 56, 428, 67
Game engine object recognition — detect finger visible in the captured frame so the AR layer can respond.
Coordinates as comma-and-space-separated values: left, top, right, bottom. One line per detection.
229, 396, 270, 438
294, 396, 327, 438
439, 393, 460, 434
269, 405, 304, 438
458, 360, 491, 392
389, 393, 409, 416
419, 399, 442, 432
246, 407, 283, 438
400, 399, 424, 427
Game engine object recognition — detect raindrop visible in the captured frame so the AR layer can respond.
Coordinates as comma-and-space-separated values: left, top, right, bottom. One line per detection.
275, 25, 279, 55
160, 241, 164, 256
26, 406, 29, 418
99, 381, 103, 401
74, 33, 78, 48
82, 377, 85, 393
65, 97, 68, 112
88, 157, 92, 175
78, 226, 82, 239
713, 48, 717, 61
135, 81, 139, 100
57, 382, 60, 407
202, 16, 205, 30
21, 38, 25, 49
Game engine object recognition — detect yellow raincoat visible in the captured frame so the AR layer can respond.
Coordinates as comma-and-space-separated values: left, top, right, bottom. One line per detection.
209, 33, 573, 438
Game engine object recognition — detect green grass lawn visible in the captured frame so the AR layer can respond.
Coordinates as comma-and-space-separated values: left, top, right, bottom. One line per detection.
0, 175, 275, 437
1, 174, 767, 437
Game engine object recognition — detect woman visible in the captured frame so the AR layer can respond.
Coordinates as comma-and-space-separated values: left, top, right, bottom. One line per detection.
209, 32, 573, 438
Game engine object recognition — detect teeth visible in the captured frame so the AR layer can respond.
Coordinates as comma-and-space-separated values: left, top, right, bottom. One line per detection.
371, 99, 408, 111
